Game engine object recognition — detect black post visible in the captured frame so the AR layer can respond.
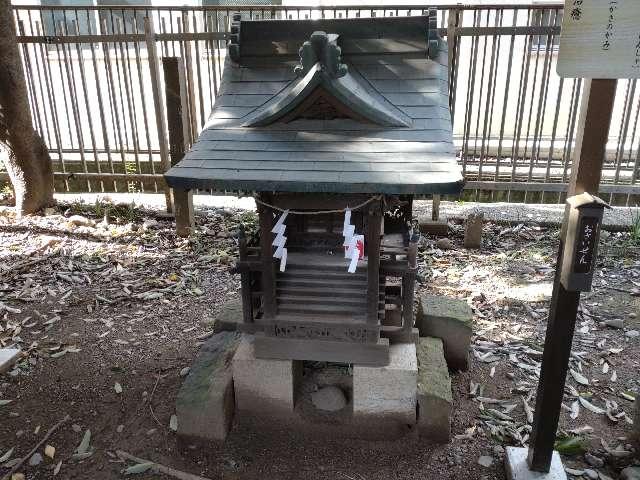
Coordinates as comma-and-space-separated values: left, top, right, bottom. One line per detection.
527, 239, 580, 472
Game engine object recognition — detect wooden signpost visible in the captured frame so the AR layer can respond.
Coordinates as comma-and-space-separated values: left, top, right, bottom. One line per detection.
525, 0, 639, 475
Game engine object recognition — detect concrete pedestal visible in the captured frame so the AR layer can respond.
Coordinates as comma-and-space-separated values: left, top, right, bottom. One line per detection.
353, 343, 417, 425
505, 447, 567, 480
232, 335, 301, 417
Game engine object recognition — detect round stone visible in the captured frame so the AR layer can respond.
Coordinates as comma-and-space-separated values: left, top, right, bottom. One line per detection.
311, 386, 347, 412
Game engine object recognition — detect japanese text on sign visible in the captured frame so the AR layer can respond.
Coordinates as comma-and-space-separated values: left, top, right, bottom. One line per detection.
572, 216, 599, 274
558, 0, 640, 78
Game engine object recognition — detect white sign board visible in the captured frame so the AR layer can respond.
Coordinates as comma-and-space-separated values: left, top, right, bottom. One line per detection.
557, 0, 640, 78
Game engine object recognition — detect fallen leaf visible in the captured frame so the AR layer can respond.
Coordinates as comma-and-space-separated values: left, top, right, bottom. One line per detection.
169, 415, 178, 432
124, 462, 154, 475
75, 429, 91, 455
53, 460, 62, 475
578, 397, 605, 415
570, 400, 580, 420
45, 445, 55, 459
570, 369, 589, 386
554, 436, 588, 456
0, 447, 14, 463
0, 400, 13, 406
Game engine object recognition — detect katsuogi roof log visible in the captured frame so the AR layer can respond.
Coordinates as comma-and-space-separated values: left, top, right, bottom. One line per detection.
165, 13, 464, 196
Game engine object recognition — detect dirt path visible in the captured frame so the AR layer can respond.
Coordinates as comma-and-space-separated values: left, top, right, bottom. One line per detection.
0, 201, 638, 480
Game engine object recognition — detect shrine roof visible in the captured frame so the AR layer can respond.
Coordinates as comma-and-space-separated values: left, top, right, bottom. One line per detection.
165, 15, 464, 196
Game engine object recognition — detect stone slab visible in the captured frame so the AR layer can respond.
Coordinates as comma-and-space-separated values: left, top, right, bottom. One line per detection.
175, 331, 241, 442
211, 298, 243, 333
0, 348, 21, 374
417, 337, 452, 443
254, 336, 390, 366
505, 447, 567, 480
233, 335, 302, 417
418, 216, 449, 236
353, 342, 417, 425
417, 295, 473, 371
464, 212, 484, 248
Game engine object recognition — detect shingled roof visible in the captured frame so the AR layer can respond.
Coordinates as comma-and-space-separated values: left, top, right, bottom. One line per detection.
164, 13, 464, 195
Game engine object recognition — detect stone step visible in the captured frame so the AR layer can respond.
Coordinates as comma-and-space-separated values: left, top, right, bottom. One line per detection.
175, 331, 241, 442
416, 337, 453, 443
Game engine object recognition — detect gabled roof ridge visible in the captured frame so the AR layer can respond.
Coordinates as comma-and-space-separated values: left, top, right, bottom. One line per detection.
241, 31, 412, 128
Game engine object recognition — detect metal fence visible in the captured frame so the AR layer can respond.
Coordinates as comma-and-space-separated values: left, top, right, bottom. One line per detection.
4, 3, 640, 205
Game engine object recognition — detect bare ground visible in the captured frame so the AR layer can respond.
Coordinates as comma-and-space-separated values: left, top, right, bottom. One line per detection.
0, 200, 639, 480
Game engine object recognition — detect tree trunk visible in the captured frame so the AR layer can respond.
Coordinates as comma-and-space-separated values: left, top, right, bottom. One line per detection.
0, 0, 54, 216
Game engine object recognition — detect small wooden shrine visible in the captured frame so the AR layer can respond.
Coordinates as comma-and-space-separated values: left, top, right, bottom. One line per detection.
165, 11, 463, 366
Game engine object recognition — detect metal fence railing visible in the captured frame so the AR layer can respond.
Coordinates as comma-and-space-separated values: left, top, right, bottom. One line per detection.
3, 3, 640, 205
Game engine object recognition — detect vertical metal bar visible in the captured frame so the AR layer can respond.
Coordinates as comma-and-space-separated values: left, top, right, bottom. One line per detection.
144, 17, 173, 212
542, 77, 565, 204
72, 20, 103, 192
461, 10, 480, 180
522, 10, 544, 203
189, 12, 205, 130
479, 9, 501, 192
508, 9, 534, 202
58, 20, 90, 191
495, 9, 518, 188
132, 12, 157, 188
101, 18, 127, 192
116, 18, 142, 192
88, 17, 116, 191
52, 11, 75, 154
446, 8, 459, 123
612, 80, 635, 202
17, 21, 44, 139
30, 19, 54, 150
35, 21, 67, 191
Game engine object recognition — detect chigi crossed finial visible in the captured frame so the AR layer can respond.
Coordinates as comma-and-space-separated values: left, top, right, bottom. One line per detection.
294, 31, 348, 79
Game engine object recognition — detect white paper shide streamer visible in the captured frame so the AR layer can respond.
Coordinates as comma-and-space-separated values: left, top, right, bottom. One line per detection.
272, 210, 289, 272
342, 209, 364, 273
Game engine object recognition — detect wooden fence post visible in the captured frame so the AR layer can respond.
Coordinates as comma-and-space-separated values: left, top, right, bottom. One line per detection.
144, 17, 173, 213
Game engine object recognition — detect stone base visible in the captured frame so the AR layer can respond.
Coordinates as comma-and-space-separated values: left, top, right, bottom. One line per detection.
0, 348, 21, 374
417, 337, 452, 443
353, 343, 417, 425
418, 217, 449, 236
175, 332, 241, 442
232, 335, 302, 417
417, 295, 473, 371
505, 447, 567, 480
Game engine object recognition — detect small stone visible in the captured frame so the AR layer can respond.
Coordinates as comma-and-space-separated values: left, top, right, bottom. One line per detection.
436, 238, 453, 250
625, 330, 640, 339
583, 469, 598, 480
478, 455, 494, 468
179, 367, 190, 377
71, 424, 82, 433
142, 219, 159, 230
584, 452, 604, 468
67, 215, 94, 227
116, 424, 124, 433
604, 319, 624, 329
28, 453, 42, 466
311, 386, 347, 412
621, 466, 640, 480
464, 212, 484, 249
